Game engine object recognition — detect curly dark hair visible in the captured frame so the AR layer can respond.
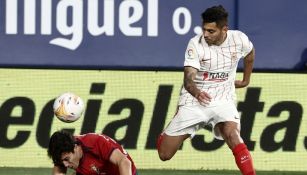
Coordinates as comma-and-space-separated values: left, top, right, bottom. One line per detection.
47, 130, 76, 166
201, 5, 228, 28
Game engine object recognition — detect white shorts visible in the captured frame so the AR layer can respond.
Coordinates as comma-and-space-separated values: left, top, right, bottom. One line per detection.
164, 101, 240, 140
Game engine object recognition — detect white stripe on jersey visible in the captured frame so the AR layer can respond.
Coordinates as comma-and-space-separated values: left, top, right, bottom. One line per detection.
179, 30, 253, 106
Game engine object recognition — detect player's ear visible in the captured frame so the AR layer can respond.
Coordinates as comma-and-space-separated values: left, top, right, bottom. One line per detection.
72, 144, 78, 153
222, 25, 228, 32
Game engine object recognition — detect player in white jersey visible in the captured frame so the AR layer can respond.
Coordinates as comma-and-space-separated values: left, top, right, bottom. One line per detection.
157, 5, 256, 175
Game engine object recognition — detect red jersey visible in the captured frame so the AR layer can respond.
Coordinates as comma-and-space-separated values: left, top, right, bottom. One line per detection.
74, 133, 137, 175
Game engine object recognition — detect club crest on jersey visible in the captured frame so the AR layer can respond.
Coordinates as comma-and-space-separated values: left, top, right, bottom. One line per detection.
187, 48, 195, 59
203, 71, 229, 82
90, 164, 101, 174
231, 52, 237, 60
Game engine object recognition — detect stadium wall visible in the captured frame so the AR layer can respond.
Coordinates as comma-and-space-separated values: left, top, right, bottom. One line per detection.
0, 69, 307, 171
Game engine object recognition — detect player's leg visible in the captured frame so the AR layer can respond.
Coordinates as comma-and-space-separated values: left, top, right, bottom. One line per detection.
212, 102, 256, 175
215, 121, 242, 149
157, 105, 204, 161
216, 122, 256, 175
157, 133, 190, 161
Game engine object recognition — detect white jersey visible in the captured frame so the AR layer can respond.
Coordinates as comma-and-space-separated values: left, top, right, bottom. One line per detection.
179, 30, 253, 106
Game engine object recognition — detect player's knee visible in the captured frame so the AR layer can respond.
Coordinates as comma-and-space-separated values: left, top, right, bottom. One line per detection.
156, 134, 171, 161
158, 150, 172, 161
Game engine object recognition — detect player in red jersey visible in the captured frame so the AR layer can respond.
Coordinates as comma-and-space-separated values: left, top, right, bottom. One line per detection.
48, 130, 137, 175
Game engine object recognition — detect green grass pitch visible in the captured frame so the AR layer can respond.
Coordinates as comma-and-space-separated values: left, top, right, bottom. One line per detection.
0, 168, 306, 175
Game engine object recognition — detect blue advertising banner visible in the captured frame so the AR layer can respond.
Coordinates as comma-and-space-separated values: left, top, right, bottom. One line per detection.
1, 0, 307, 70
0, 0, 235, 68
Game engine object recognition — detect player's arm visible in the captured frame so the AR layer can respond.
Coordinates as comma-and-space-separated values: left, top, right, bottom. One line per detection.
235, 47, 255, 88
109, 149, 132, 175
184, 66, 211, 104
52, 165, 67, 175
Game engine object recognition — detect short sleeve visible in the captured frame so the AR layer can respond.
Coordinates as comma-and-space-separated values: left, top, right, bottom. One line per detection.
239, 31, 253, 57
184, 39, 200, 70
96, 135, 117, 161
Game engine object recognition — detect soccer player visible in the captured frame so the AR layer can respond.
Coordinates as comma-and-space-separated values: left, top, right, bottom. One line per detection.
48, 130, 137, 175
156, 5, 256, 175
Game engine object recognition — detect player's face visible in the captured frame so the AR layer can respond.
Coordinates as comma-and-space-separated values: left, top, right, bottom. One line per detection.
202, 22, 227, 46
61, 145, 82, 170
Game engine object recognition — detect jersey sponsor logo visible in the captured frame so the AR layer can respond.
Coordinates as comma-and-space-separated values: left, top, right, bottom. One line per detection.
202, 71, 229, 82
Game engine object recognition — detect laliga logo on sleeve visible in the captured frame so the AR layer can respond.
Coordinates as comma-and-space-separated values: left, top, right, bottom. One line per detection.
187, 48, 195, 59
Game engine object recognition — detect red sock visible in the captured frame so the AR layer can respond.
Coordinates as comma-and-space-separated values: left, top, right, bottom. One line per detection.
232, 143, 256, 175
156, 133, 164, 151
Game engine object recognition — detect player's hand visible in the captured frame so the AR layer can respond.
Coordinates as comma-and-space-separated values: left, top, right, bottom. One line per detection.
235, 80, 249, 88
195, 91, 212, 105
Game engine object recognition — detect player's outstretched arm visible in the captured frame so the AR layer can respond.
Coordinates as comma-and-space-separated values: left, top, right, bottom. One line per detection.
109, 149, 132, 175
52, 165, 67, 175
235, 48, 255, 88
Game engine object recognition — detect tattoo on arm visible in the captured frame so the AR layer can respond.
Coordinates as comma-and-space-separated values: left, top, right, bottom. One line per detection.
184, 67, 200, 97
